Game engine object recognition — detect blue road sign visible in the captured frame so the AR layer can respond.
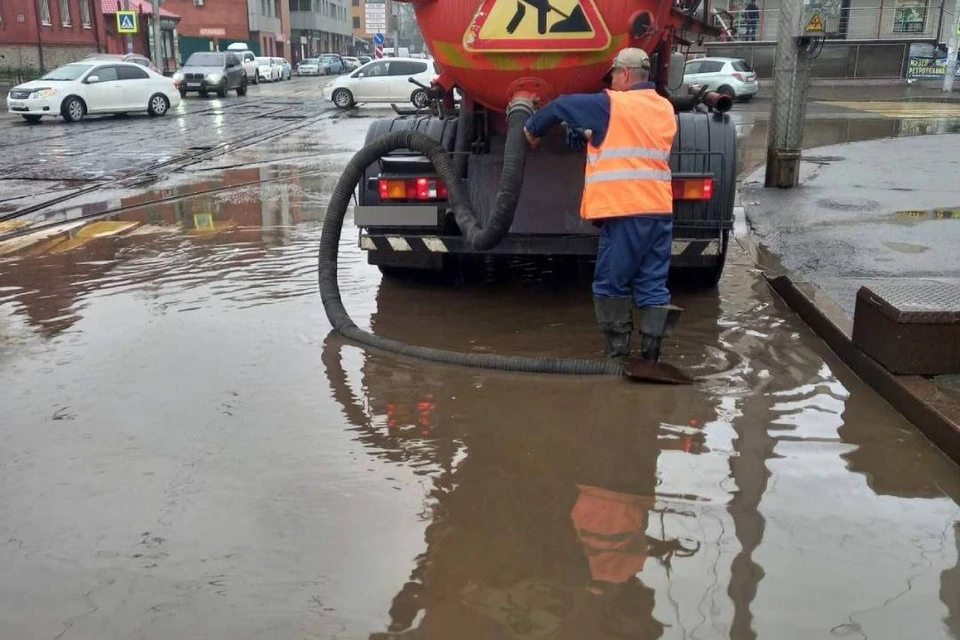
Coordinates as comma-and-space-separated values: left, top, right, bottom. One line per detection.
116, 11, 137, 33
374, 32, 384, 45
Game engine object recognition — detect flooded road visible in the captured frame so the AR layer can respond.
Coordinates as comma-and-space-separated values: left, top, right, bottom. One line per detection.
1, 85, 960, 639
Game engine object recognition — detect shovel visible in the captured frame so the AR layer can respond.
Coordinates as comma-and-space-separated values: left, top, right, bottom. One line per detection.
621, 357, 696, 385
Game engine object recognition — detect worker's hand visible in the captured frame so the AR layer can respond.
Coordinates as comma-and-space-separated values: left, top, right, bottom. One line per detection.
565, 126, 588, 151
524, 127, 540, 149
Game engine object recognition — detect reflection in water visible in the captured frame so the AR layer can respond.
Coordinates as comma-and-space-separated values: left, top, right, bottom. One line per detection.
323, 268, 960, 639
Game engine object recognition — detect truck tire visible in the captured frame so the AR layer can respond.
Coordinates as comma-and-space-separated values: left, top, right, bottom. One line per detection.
671, 111, 736, 289
360, 115, 459, 280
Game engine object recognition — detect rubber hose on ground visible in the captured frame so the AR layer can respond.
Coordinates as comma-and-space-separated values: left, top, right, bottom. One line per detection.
318, 129, 625, 377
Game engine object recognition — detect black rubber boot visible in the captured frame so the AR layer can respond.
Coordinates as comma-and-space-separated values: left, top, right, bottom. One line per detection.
637, 305, 683, 362
594, 297, 634, 359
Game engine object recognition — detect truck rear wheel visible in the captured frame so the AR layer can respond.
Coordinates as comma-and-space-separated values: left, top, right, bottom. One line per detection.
671, 111, 736, 289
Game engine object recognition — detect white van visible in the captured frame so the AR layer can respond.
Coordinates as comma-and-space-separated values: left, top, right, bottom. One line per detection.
226, 42, 260, 85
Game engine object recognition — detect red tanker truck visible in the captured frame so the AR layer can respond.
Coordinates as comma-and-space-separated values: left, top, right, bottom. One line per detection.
350, 0, 735, 286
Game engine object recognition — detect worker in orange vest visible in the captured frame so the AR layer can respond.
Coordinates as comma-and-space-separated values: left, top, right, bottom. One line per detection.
523, 48, 682, 361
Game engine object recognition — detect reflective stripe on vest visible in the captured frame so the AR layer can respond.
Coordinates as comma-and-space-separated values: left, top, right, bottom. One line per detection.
580, 89, 677, 220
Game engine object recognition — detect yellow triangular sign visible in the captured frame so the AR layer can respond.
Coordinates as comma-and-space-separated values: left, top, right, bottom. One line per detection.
806, 12, 824, 32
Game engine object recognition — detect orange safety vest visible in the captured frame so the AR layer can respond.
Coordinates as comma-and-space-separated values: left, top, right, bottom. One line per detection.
580, 89, 677, 220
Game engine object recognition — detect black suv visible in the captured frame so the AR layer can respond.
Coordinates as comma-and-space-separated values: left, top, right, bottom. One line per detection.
177, 51, 247, 98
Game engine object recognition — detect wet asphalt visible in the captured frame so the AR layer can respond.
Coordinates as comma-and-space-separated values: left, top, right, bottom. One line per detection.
1, 79, 960, 639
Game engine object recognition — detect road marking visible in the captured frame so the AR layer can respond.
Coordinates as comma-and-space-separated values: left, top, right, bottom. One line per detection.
821, 101, 960, 119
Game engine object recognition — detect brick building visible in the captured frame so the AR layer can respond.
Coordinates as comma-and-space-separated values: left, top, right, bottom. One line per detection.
0, 0, 107, 74
100, 0, 181, 72
159, 0, 250, 62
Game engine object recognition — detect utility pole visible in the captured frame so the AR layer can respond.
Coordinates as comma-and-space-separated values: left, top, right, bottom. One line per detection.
124, 0, 134, 54
393, 0, 400, 55
764, 0, 814, 188
151, 0, 164, 72
943, 0, 959, 92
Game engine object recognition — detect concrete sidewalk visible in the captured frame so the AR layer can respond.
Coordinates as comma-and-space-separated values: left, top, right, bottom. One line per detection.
742, 133, 960, 463
752, 82, 960, 103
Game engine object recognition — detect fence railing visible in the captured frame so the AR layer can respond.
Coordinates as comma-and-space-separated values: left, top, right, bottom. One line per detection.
709, 5, 945, 42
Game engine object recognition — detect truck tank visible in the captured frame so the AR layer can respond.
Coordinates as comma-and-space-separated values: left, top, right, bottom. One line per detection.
411, 0, 681, 113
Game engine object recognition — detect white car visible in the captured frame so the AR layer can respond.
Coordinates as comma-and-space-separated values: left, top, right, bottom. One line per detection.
256, 57, 281, 82
226, 43, 260, 85
328, 57, 436, 109
342, 56, 361, 72
7, 60, 181, 123
682, 57, 759, 102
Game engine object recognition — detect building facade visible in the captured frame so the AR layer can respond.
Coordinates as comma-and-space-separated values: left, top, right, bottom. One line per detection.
289, 0, 350, 62
159, 0, 250, 62
0, 0, 107, 74
248, 0, 290, 58
100, 0, 181, 73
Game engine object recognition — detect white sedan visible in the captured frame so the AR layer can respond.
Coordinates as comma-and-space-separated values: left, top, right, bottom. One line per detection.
328, 57, 437, 109
6, 61, 181, 123
256, 57, 281, 82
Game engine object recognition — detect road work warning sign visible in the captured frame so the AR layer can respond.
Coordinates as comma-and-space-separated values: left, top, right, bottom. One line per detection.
805, 12, 824, 32
116, 11, 138, 34
463, 0, 610, 52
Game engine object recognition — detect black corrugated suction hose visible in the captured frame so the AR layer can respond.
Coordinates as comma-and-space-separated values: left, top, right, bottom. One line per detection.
317, 107, 625, 376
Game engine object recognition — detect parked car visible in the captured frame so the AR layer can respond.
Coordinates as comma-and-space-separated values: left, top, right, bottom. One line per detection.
83, 52, 160, 74
226, 43, 259, 84
318, 53, 344, 75
174, 51, 247, 98
328, 57, 435, 109
256, 56, 281, 82
279, 58, 292, 80
7, 61, 181, 123
342, 56, 361, 72
682, 57, 759, 101
358, 56, 372, 65
297, 58, 321, 76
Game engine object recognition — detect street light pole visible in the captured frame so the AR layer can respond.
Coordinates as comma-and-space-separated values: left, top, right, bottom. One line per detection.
151, 0, 164, 71
764, 0, 814, 188
942, 0, 959, 92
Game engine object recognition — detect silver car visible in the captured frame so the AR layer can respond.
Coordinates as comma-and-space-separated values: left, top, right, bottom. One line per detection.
682, 57, 759, 102
297, 58, 320, 76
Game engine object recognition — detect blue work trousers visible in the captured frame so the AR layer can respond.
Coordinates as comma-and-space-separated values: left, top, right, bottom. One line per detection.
592, 215, 672, 308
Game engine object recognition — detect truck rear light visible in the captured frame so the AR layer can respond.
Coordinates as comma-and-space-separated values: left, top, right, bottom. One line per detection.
378, 178, 448, 201
673, 177, 714, 201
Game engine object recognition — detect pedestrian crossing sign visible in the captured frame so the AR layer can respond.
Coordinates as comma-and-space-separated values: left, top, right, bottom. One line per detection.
805, 12, 824, 32
117, 11, 138, 34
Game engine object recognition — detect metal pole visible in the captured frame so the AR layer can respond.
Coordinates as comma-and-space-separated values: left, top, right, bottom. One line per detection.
124, 0, 134, 54
151, 0, 163, 71
764, 0, 814, 188
393, 0, 400, 55
943, 0, 959, 92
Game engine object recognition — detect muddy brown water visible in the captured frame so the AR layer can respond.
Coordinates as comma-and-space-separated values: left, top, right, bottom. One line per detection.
1, 111, 959, 638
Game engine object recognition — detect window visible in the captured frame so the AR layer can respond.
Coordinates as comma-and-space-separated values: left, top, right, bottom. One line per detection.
59, 0, 69, 25
80, 0, 90, 26
892, 0, 926, 33
352, 16, 360, 27
118, 65, 149, 79
352, 0, 358, 5
92, 65, 120, 81
225, 53, 240, 66
389, 60, 426, 75
731, 60, 752, 72
361, 60, 387, 76
684, 60, 701, 74
699, 60, 724, 73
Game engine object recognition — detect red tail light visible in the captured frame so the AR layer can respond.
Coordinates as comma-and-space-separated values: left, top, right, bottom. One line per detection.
672, 177, 714, 201
378, 178, 448, 201
732, 72, 745, 82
